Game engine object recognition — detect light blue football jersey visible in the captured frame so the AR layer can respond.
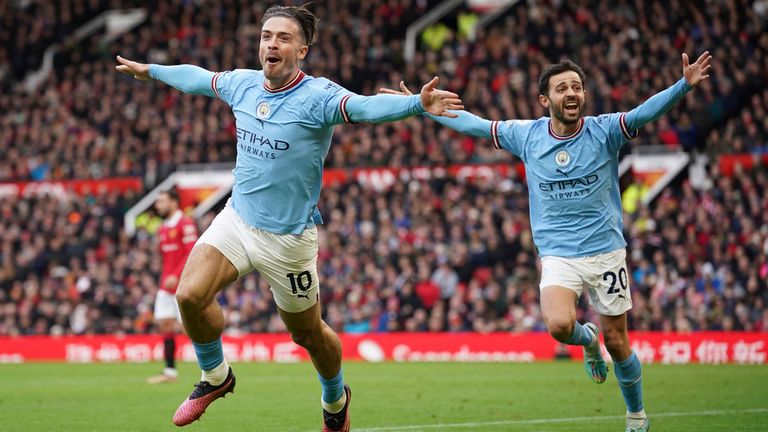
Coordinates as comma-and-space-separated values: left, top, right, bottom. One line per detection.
427, 77, 691, 258
212, 69, 351, 234
149, 65, 424, 234
492, 114, 636, 257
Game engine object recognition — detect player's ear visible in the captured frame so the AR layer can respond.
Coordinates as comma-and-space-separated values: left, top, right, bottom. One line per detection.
297, 45, 309, 60
538, 94, 550, 108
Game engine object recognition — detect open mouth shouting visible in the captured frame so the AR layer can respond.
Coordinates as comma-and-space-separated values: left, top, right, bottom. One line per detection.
563, 100, 580, 115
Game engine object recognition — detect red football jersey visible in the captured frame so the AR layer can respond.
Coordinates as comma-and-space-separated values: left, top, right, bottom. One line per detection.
158, 211, 198, 293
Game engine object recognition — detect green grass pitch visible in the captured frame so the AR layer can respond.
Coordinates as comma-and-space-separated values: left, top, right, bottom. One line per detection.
2, 361, 767, 431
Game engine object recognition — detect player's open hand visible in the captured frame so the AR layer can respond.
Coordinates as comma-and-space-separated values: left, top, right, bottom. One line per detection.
380, 79, 463, 118
419, 77, 463, 118
682, 51, 712, 87
115, 55, 151, 81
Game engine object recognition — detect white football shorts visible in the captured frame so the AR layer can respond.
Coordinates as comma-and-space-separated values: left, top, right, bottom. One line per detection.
196, 205, 319, 313
539, 248, 632, 316
154, 289, 182, 321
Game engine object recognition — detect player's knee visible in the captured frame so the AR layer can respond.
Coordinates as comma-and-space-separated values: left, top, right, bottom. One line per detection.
290, 327, 321, 350
175, 284, 205, 311
290, 329, 311, 349
545, 318, 573, 342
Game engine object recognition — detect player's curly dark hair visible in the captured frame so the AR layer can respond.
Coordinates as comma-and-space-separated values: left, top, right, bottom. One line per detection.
538, 59, 586, 96
262, 3, 318, 46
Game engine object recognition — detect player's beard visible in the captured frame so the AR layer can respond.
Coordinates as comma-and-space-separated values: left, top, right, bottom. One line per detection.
551, 100, 585, 126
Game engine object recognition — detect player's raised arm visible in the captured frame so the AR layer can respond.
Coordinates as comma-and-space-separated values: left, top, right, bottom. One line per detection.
115, 55, 217, 97
339, 77, 463, 124
379, 81, 492, 138
623, 51, 712, 130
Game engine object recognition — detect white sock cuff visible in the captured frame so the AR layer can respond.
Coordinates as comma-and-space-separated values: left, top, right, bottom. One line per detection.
321, 391, 347, 414
202, 359, 229, 385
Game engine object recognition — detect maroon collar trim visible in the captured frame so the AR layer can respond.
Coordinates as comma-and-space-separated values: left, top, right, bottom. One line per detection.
549, 118, 584, 140
264, 70, 305, 93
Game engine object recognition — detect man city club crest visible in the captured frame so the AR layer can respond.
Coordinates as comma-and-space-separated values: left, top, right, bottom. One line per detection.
257, 101, 271, 118
555, 150, 571, 166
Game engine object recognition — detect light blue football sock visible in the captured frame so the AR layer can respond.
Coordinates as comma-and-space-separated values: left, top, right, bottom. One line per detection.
565, 321, 595, 346
319, 370, 345, 404
614, 351, 643, 413
192, 338, 224, 371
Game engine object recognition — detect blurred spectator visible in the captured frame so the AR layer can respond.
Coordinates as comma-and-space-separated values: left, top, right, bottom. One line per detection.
622, 174, 650, 215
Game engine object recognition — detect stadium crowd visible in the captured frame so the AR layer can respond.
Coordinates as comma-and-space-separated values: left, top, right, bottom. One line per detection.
2, 161, 767, 336
2, 0, 767, 183
0, 0, 146, 89
0, 0, 767, 336
705, 86, 768, 156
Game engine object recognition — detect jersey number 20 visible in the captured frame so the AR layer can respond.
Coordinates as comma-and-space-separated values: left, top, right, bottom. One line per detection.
603, 268, 628, 294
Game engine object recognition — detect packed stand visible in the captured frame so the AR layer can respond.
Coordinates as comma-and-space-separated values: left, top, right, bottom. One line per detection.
2, 0, 767, 183
0, 0, 440, 182
315, 164, 768, 334
625, 163, 768, 332
0, 0, 142, 90
2, 162, 767, 335
705, 86, 768, 155
1, 0, 768, 336
0, 190, 146, 336
392, 0, 767, 156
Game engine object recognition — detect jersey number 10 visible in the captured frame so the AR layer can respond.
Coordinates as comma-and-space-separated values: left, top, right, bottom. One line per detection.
287, 271, 312, 294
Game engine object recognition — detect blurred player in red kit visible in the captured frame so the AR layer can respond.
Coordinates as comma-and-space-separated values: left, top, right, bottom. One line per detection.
147, 189, 198, 384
